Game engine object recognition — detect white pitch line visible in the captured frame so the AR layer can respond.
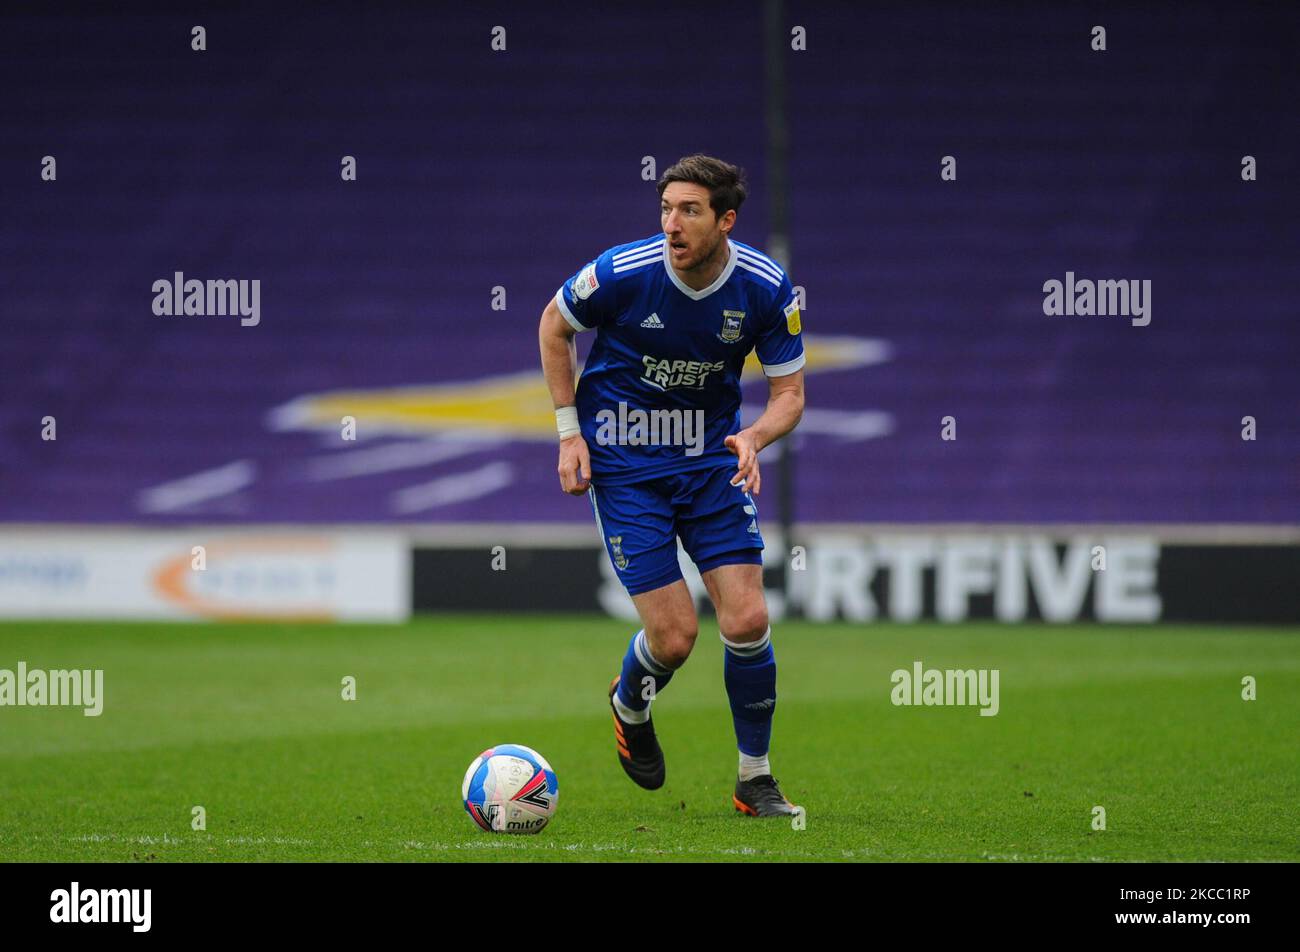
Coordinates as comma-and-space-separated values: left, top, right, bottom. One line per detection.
30, 832, 1255, 863
304, 437, 502, 482
136, 460, 256, 513
390, 461, 514, 513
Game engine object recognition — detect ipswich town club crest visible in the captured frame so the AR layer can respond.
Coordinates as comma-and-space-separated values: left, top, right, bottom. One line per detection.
608, 535, 629, 570
718, 309, 746, 342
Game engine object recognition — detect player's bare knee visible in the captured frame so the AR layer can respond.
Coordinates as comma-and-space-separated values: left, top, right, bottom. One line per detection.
659, 640, 694, 669
647, 622, 697, 669
664, 624, 699, 668
721, 606, 769, 644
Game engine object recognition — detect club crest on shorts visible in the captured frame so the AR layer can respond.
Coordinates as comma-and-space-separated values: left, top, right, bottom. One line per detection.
718, 309, 746, 342
608, 535, 629, 570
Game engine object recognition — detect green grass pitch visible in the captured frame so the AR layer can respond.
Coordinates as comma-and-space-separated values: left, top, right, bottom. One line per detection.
1, 615, 1295, 862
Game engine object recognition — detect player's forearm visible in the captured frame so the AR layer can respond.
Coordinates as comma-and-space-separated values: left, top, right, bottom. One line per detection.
539, 322, 579, 408
748, 389, 804, 451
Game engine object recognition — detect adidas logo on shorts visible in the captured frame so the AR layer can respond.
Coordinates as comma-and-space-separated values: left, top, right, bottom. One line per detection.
640, 313, 664, 329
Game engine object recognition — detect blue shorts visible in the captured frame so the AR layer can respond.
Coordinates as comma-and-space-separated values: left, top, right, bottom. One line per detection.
588, 464, 765, 596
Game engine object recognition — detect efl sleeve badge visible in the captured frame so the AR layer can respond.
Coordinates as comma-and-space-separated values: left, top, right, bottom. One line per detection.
783, 299, 802, 335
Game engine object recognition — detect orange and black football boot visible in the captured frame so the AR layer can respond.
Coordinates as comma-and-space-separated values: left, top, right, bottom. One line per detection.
608, 677, 665, 790
734, 774, 799, 817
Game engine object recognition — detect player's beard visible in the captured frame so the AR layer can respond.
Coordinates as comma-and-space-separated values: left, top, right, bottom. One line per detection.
683, 231, 728, 276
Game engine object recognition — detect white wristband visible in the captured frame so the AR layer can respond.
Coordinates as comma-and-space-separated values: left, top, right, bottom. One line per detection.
555, 406, 580, 441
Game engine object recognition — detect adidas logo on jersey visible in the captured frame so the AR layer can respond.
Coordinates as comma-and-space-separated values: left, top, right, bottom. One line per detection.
640, 313, 664, 329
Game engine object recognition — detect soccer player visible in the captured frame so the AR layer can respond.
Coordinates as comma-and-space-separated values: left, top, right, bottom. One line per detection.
537, 154, 805, 817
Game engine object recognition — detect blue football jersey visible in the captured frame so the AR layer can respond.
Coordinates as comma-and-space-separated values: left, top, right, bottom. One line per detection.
555, 234, 805, 485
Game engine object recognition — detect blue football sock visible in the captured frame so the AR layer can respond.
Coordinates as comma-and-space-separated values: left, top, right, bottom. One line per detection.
615, 629, 673, 719
722, 627, 776, 757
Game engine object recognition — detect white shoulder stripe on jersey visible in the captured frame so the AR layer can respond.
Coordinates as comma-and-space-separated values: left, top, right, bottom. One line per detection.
761, 352, 806, 377
613, 242, 663, 260
612, 240, 665, 263
737, 256, 783, 285
613, 261, 658, 274
612, 247, 664, 270
554, 287, 591, 333
735, 260, 781, 286
735, 249, 784, 282
612, 252, 662, 273
613, 237, 664, 256
735, 246, 785, 277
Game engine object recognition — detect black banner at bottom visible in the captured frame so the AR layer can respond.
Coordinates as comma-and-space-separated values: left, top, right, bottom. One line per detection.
0, 861, 1287, 939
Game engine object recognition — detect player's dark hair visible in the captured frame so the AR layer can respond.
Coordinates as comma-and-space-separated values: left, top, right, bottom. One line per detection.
657, 154, 747, 218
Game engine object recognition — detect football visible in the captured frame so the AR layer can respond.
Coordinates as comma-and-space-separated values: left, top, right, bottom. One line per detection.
461, 744, 559, 834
